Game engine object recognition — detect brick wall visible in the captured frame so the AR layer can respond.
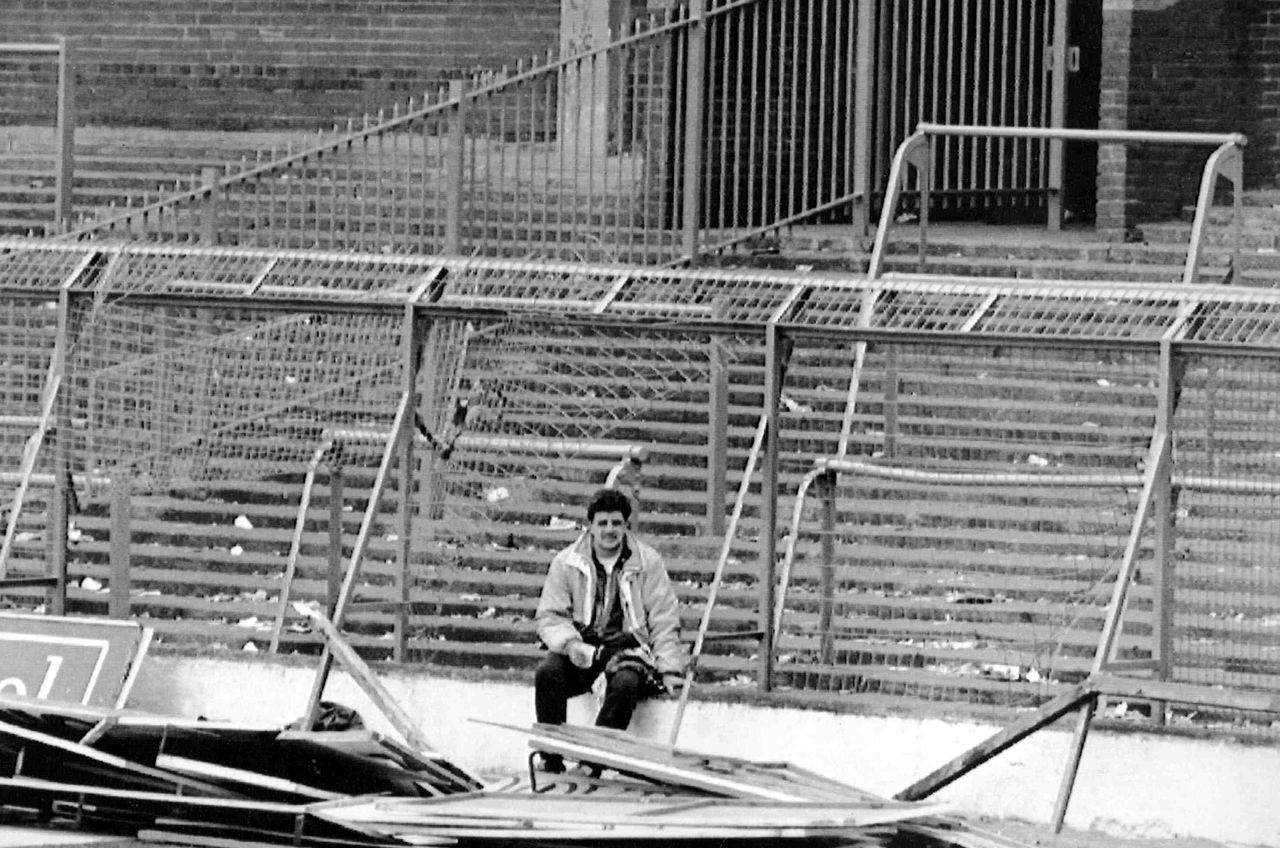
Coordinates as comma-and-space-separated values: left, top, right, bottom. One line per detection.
1098, 0, 1275, 235
1250, 0, 1280, 184
0, 1, 561, 130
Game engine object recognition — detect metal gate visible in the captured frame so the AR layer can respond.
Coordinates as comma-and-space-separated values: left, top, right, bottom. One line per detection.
870, 0, 1066, 219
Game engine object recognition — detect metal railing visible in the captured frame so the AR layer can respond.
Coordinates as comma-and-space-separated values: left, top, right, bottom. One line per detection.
0, 39, 76, 232
57, 0, 871, 265
868, 124, 1247, 283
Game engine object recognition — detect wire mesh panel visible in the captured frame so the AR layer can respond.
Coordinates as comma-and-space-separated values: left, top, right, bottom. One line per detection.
401, 317, 717, 670
776, 340, 1159, 710
0, 294, 60, 589
1172, 353, 1280, 707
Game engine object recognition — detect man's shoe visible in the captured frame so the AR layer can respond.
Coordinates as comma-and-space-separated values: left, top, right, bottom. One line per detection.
535, 753, 565, 774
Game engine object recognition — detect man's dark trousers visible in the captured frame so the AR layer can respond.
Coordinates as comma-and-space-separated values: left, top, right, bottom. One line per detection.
534, 652, 644, 729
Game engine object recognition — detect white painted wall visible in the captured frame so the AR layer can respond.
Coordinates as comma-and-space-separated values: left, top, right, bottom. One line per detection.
129, 655, 1279, 847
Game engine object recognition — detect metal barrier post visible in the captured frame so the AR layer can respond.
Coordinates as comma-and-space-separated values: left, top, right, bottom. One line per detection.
680, 0, 707, 264
109, 488, 131, 619
1046, 1, 1069, 231
201, 167, 220, 244
445, 80, 466, 255
707, 297, 729, 535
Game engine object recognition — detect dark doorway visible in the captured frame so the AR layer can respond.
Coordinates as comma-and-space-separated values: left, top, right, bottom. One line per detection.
1062, 0, 1102, 224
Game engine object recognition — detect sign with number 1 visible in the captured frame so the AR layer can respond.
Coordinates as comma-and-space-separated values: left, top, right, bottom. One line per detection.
0, 613, 151, 708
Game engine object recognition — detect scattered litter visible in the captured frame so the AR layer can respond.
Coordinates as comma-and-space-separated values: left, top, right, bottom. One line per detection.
229, 544, 244, 556
234, 515, 254, 530
485, 485, 511, 503
1026, 454, 1049, 467
548, 516, 578, 531
79, 576, 104, 592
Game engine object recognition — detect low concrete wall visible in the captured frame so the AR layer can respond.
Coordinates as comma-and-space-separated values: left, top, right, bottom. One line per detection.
129, 655, 1278, 847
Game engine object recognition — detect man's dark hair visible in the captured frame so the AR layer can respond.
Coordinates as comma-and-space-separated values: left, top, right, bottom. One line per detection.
586, 487, 632, 521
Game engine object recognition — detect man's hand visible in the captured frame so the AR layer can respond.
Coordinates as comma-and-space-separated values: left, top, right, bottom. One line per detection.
566, 639, 598, 669
661, 672, 685, 696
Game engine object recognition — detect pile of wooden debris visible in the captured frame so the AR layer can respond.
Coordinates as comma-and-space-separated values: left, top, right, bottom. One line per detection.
0, 693, 977, 848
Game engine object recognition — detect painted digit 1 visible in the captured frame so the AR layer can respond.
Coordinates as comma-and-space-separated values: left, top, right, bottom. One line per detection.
36, 655, 64, 699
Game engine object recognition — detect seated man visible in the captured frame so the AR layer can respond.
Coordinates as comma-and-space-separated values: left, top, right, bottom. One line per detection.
532, 487, 686, 772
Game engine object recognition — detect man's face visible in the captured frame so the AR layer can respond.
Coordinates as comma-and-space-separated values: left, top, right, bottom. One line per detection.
589, 510, 628, 556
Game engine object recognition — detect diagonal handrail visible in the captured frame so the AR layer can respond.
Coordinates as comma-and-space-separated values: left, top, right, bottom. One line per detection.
59, 5, 701, 243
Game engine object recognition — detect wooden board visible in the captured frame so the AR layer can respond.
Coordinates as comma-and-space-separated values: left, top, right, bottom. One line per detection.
485, 721, 893, 805
314, 791, 947, 841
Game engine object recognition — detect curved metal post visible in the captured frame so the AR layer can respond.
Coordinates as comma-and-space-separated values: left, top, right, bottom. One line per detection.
867, 130, 928, 280
1182, 141, 1244, 286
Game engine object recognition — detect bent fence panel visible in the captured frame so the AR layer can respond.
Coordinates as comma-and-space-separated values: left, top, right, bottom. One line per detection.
0, 238, 1277, 736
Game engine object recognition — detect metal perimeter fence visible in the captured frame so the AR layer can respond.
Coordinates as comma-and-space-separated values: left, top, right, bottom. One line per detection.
1, 237, 1278, 737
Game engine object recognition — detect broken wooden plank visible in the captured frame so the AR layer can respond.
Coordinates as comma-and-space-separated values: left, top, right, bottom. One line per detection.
0, 716, 245, 798
894, 682, 1096, 801
292, 603, 435, 754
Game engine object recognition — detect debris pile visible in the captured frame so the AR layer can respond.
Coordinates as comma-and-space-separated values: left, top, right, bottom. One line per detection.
0, 695, 958, 848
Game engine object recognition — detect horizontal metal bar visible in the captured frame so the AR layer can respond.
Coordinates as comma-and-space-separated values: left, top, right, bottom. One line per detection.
325, 428, 648, 461
0, 43, 63, 54
916, 123, 1247, 148
815, 458, 1143, 488
0, 576, 58, 589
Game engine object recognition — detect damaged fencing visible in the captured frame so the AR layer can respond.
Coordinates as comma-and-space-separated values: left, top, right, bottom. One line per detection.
0, 608, 963, 848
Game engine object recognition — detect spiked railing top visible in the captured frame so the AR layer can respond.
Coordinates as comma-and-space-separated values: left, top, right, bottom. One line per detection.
4, 237, 1280, 347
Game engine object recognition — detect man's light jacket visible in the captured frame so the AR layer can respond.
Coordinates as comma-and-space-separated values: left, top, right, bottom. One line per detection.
535, 530, 686, 676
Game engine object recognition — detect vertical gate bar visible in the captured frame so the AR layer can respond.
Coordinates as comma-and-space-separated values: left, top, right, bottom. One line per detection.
1047, 0, 1068, 228
497, 83, 507, 254
711, 10, 726, 235
372, 123, 383, 248
1038, 2, 1051, 192
940, 0, 955, 207
731, 9, 746, 240
565, 59, 576, 253
997, 0, 1011, 195
1012, 0, 1024, 199
747, 3, 763, 232
682, 0, 707, 262
831, 0, 845, 202
420, 109, 430, 253
773, 0, 790, 226
968, 0, 984, 206
446, 81, 465, 255
890, 0, 903, 191
984, 0, 998, 202
929, 0, 942, 195
801, 0, 817, 217
53, 37, 76, 231
613, 42, 626, 260
640, 34, 653, 257
816, 0, 829, 210
587, 54, 598, 248
873, 2, 889, 201
852, 0, 872, 231
538, 71, 548, 253
1024, 5, 1037, 193
958, 0, 971, 198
